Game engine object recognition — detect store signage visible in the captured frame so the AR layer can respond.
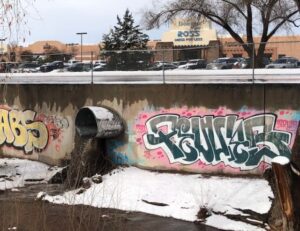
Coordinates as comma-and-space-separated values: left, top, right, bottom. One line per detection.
175, 30, 202, 42
177, 30, 200, 37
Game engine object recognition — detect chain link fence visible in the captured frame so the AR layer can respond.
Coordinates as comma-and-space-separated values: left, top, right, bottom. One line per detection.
0, 40, 299, 81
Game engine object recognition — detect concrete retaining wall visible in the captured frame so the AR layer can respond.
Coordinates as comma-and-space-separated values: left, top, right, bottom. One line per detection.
0, 84, 299, 175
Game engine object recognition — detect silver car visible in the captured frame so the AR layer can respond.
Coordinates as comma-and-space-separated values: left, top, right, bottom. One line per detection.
206, 58, 240, 70
265, 57, 298, 68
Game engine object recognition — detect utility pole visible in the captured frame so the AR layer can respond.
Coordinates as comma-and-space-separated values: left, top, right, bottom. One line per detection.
76, 32, 87, 62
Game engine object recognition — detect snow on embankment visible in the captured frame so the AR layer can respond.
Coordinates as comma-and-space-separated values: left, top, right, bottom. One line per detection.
43, 167, 273, 231
0, 158, 62, 190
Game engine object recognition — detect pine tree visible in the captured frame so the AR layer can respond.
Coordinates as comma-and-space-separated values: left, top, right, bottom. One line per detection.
102, 9, 151, 70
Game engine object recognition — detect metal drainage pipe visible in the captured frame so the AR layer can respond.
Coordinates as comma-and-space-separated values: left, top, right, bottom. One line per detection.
75, 106, 124, 138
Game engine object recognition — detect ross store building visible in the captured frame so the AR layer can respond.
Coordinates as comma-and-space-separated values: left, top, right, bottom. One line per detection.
147, 18, 220, 63
162, 18, 219, 62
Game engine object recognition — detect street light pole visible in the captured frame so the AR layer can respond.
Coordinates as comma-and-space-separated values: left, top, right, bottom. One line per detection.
76, 32, 87, 62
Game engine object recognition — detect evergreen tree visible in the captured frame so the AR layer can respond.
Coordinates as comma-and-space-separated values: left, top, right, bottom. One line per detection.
102, 9, 151, 70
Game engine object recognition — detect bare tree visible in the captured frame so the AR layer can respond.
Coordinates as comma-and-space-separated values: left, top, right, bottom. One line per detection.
0, 0, 35, 43
143, 0, 300, 67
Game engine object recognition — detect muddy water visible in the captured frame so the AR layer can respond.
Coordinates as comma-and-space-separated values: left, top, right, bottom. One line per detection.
66, 134, 100, 188
0, 184, 222, 231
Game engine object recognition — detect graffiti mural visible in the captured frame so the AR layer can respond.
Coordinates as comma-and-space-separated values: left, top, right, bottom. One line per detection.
135, 107, 300, 172
35, 114, 69, 152
0, 106, 69, 154
0, 108, 48, 153
144, 113, 292, 170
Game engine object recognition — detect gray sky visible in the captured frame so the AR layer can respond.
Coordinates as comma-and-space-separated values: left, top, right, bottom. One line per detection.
12, 0, 300, 46
24, 0, 166, 45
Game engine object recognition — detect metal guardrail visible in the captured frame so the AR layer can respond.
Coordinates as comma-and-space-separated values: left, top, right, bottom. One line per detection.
1, 69, 300, 85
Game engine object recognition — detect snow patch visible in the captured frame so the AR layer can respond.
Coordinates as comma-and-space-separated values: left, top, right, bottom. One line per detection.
271, 156, 290, 165
43, 167, 273, 230
0, 158, 62, 190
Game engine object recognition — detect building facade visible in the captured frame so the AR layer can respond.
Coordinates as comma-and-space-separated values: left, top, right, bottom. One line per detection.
18, 40, 101, 62
1, 22, 300, 64
219, 35, 300, 61
161, 18, 219, 62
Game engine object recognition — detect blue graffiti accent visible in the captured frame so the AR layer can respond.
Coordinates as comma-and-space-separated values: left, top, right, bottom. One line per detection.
106, 140, 131, 165
143, 113, 292, 170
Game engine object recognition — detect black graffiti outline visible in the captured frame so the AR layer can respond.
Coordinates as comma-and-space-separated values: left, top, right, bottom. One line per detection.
142, 113, 292, 170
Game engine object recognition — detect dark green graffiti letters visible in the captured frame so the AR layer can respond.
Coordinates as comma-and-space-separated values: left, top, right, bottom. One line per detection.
143, 114, 292, 170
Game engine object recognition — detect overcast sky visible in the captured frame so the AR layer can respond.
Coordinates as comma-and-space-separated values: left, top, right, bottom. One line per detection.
23, 0, 166, 45
11, 0, 300, 46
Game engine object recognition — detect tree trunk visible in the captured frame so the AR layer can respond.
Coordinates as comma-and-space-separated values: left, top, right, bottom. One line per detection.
272, 163, 295, 231
255, 43, 267, 68
290, 123, 300, 230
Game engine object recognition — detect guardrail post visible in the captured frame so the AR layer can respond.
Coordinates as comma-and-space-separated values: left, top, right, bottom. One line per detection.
91, 51, 94, 84
162, 49, 165, 84
252, 42, 255, 84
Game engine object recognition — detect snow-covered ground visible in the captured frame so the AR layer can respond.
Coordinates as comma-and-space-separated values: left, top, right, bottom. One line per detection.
43, 167, 273, 231
0, 158, 62, 190
0, 158, 274, 230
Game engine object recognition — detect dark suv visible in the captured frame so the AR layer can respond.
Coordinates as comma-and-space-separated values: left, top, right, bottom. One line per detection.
40, 61, 64, 72
67, 62, 92, 72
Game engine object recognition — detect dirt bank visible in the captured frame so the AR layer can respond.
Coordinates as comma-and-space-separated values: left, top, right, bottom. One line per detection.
0, 184, 221, 231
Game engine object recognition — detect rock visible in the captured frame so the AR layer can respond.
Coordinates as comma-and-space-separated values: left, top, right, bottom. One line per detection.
76, 188, 86, 195
91, 174, 102, 184
196, 206, 211, 222
48, 166, 68, 184
36, 191, 47, 200
82, 177, 92, 189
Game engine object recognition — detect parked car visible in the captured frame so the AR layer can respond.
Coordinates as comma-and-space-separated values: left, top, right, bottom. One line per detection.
94, 60, 107, 66
92, 64, 108, 72
11, 62, 40, 73
233, 57, 270, 69
67, 62, 92, 72
265, 57, 298, 68
206, 58, 240, 70
147, 63, 177, 71
177, 59, 207, 69
67, 60, 80, 66
40, 61, 64, 72
172, 60, 188, 66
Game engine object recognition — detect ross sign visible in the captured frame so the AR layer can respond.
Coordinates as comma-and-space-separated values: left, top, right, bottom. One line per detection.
162, 18, 217, 46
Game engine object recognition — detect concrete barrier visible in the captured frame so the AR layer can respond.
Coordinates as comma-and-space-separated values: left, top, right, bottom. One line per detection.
0, 72, 300, 175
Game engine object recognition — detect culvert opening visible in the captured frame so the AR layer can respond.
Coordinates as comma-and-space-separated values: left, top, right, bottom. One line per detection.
75, 108, 98, 138
66, 106, 124, 189
75, 106, 124, 139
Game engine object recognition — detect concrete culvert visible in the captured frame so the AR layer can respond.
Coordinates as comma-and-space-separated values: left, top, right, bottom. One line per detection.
67, 106, 124, 189
75, 106, 124, 138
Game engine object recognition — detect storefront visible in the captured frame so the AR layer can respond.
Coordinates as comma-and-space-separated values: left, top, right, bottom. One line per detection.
161, 18, 219, 62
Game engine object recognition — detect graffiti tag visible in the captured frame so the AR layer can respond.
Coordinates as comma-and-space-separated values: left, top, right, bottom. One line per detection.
143, 114, 292, 170
0, 109, 48, 153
